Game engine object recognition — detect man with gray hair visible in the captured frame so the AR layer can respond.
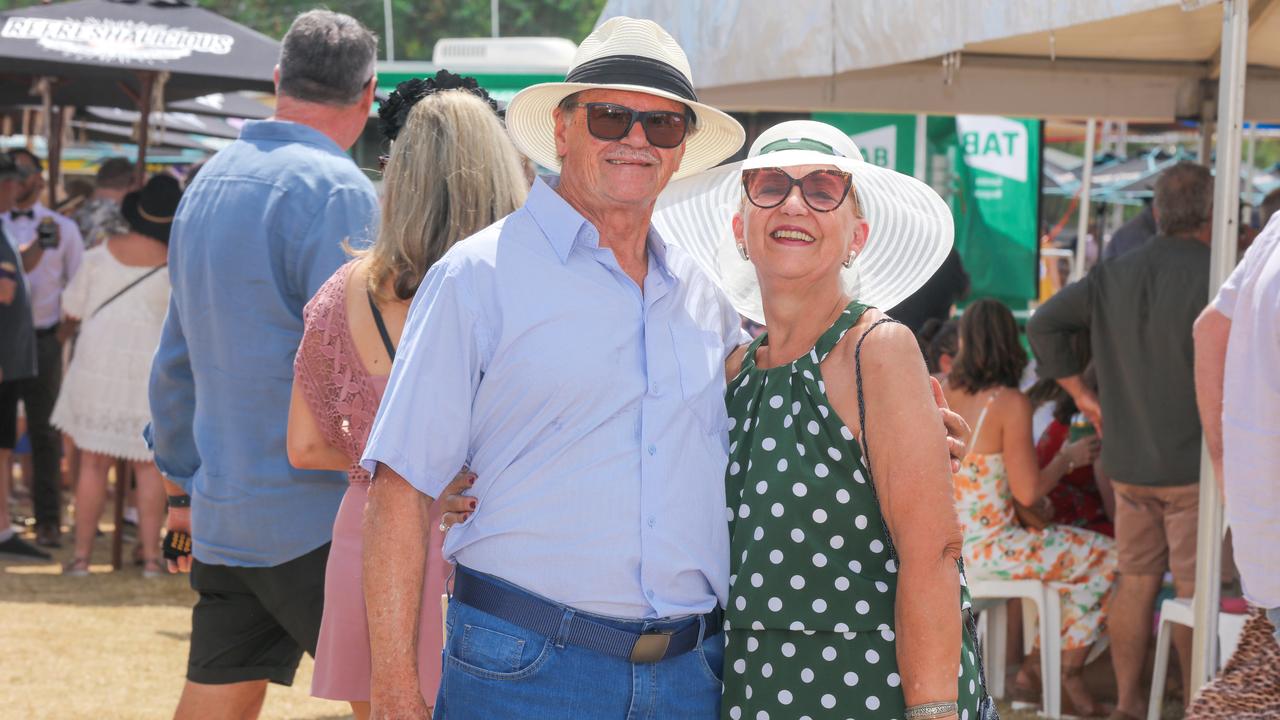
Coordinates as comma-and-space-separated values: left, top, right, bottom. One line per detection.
1029, 161, 1213, 719
147, 10, 379, 719
73, 156, 134, 249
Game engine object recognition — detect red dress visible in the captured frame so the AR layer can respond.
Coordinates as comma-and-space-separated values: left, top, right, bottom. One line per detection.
295, 261, 450, 703
1036, 420, 1113, 537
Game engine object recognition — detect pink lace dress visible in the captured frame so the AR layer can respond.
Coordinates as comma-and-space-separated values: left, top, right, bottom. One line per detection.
295, 261, 449, 703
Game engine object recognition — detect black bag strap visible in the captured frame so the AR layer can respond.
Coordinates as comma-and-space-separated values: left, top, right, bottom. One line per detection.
367, 289, 396, 362
90, 264, 165, 320
854, 316, 998, 716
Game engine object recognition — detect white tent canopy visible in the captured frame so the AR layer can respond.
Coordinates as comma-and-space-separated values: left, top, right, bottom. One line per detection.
600, 0, 1280, 120
599, 0, 1259, 708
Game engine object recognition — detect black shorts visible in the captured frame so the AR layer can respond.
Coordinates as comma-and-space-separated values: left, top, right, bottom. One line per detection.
187, 542, 330, 686
0, 379, 26, 450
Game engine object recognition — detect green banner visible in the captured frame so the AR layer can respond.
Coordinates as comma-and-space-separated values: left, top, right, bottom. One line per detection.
812, 112, 1041, 307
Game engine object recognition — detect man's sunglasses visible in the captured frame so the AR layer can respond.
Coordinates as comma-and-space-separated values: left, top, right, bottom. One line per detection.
742, 168, 855, 213
565, 102, 692, 149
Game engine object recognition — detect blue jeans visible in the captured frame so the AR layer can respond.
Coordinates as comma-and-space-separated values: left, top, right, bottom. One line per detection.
435, 577, 724, 719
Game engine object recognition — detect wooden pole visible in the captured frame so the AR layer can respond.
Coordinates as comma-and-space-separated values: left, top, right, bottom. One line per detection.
46, 107, 63, 209
134, 72, 156, 186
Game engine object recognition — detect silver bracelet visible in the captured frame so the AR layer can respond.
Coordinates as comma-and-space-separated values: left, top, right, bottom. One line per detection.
904, 701, 958, 720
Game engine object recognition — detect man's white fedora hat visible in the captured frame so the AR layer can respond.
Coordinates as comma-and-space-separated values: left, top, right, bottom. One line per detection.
654, 120, 955, 324
505, 16, 745, 181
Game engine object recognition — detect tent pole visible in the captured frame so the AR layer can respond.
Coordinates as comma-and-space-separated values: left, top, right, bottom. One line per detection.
1245, 122, 1257, 205
1190, 0, 1248, 695
1071, 119, 1096, 281
913, 113, 927, 181
134, 72, 156, 187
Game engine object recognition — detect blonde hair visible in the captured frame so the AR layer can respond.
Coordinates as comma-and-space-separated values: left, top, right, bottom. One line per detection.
357, 89, 528, 301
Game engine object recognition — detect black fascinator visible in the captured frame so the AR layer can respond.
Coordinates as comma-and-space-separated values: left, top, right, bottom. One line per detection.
377, 69, 501, 142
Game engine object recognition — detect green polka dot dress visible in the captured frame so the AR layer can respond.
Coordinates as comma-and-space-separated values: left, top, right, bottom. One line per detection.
722, 302, 985, 720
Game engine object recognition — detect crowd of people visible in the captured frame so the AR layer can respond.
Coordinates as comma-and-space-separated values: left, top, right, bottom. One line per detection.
2, 7, 1278, 720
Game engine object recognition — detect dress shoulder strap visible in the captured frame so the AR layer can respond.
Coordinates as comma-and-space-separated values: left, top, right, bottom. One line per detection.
965, 389, 1001, 455
367, 289, 397, 362
814, 300, 871, 362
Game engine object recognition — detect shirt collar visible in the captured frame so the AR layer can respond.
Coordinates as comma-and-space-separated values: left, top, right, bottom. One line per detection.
524, 176, 676, 281
239, 119, 347, 157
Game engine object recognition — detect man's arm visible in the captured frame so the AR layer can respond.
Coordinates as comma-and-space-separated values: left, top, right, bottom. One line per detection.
1193, 306, 1230, 494
1027, 276, 1099, 430
147, 295, 200, 496
17, 240, 44, 272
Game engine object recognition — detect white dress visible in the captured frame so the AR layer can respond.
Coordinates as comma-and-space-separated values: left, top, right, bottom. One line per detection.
51, 243, 170, 461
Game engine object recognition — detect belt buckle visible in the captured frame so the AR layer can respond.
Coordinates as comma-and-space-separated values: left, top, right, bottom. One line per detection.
630, 630, 673, 663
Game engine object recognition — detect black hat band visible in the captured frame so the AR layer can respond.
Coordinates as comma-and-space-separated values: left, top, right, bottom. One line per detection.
565, 55, 698, 103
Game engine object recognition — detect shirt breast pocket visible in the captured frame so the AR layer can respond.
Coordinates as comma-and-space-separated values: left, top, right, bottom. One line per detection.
671, 324, 728, 437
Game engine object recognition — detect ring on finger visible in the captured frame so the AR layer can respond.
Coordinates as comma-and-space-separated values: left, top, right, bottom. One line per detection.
438, 521, 449, 532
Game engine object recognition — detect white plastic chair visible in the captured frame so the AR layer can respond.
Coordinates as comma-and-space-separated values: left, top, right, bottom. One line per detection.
1146, 598, 1250, 720
970, 579, 1063, 718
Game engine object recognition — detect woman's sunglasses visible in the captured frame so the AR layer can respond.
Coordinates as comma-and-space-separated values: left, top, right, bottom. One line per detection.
742, 168, 855, 213
565, 102, 692, 149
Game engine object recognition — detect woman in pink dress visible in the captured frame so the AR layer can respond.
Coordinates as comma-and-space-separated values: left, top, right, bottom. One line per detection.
286, 72, 528, 719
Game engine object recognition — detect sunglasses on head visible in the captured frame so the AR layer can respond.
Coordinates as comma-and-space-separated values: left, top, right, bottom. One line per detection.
565, 102, 692, 149
742, 167, 855, 213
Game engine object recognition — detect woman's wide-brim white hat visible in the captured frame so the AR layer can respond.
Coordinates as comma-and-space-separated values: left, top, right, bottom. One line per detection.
653, 121, 955, 324
505, 17, 745, 181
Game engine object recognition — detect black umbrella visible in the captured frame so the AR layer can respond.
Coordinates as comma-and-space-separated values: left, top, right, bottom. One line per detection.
73, 119, 216, 152
168, 91, 272, 120
0, 0, 278, 195
86, 104, 241, 139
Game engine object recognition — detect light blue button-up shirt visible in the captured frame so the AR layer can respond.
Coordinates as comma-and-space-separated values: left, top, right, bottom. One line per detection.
148, 120, 378, 567
362, 178, 744, 618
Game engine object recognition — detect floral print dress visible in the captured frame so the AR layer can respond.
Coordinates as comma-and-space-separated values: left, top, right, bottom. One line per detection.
953, 389, 1117, 650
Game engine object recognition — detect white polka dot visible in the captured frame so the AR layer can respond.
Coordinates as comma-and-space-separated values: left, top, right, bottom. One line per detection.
836, 488, 851, 503
789, 620, 806, 631
738, 504, 751, 518
769, 549, 784, 564
755, 711, 767, 720
821, 694, 836, 709
875, 581, 889, 593
777, 689, 791, 704
818, 380, 826, 393
790, 575, 806, 590
803, 369, 815, 381
735, 596, 747, 611
753, 526, 764, 541
812, 598, 827, 613
743, 418, 751, 431
813, 509, 828, 523
761, 437, 776, 451
755, 480, 768, 495
854, 514, 868, 530
792, 401, 802, 414
812, 552, 827, 567
800, 668, 814, 683
792, 482, 808, 497
818, 405, 829, 418
729, 707, 741, 720
887, 672, 901, 687
844, 671, 859, 686
795, 443, 806, 456
745, 684, 752, 699
881, 628, 896, 642
762, 662, 773, 678
869, 539, 884, 553
865, 648, 880, 663
750, 573, 763, 587
848, 559, 862, 573
777, 458, 788, 472
726, 507, 734, 521
783, 415, 793, 428
729, 441, 738, 453
855, 600, 870, 614
769, 395, 783, 409
807, 420, 820, 435
853, 469, 867, 483
729, 462, 741, 475
886, 559, 898, 573
827, 447, 842, 461
814, 463, 829, 478
833, 622, 850, 633
728, 417, 737, 430
771, 502, 784, 517
829, 535, 845, 549
841, 425, 854, 441
866, 696, 881, 711
790, 528, 805, 542
733, 659, 746, 673
834, 576, 850, 591
962, 711, 970, 720
768, 597, 782, 612
821, 646, 837, 661
969, 679, 976, 695
747, 637, 759, 652
781, 642, 796, 657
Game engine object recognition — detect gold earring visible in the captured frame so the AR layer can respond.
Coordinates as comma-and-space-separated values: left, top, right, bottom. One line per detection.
843, 249, 858, 268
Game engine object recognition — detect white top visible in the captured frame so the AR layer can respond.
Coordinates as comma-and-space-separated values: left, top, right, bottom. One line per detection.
1212, 214, 1280, 608
50, 243, 169, 461
0, 202, 84, 328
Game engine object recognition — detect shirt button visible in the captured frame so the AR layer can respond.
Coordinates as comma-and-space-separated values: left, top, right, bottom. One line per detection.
650, 382, 660, 395
647, 516, 656, 528
648, 444, 657, 456
646, 589, 655, 599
